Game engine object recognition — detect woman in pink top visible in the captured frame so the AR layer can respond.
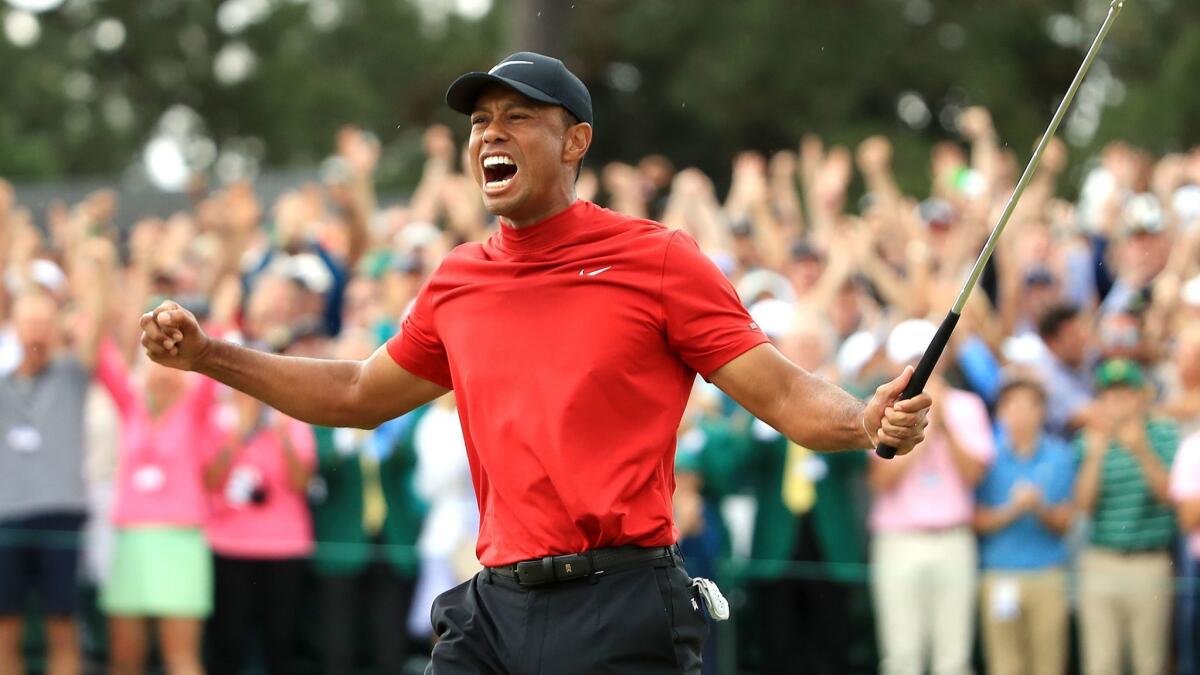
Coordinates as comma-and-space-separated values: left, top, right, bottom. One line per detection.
868, 320, 994, 675
203, 389, 314, 675
95, 340, 218, 675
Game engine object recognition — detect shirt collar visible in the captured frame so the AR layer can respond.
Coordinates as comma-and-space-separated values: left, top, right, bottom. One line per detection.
494, 200, 591, 255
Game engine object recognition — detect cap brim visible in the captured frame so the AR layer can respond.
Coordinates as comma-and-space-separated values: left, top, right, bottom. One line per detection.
446, 72, 562, 116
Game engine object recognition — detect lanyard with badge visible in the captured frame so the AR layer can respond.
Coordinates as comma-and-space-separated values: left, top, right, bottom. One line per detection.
3, 373, 45, 455
130, 390, 172, 494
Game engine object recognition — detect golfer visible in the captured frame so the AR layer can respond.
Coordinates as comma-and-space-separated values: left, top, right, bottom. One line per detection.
141, 52, 931, 674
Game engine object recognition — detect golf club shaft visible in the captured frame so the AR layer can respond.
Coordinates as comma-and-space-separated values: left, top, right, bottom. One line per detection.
876, 0, 1125, 459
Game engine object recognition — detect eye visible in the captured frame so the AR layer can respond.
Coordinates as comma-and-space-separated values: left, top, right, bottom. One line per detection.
508, 112, 529, 121
470, 115, 487, 126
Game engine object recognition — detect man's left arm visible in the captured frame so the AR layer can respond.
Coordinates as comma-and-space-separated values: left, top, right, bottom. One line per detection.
709, 343, 930, 454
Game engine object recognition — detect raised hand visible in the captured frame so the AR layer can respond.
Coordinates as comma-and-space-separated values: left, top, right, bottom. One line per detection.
423, 124, 456, 163
856, 135, 893, 177
140, 300, 213, 371
958, 106, 995, 142
337, 126, 381, 179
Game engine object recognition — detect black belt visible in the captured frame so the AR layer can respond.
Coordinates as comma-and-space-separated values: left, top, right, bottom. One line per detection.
488, 545, 679, 587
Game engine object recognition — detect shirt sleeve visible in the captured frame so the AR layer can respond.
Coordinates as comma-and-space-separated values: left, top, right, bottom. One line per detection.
385, 274, 454, 389
660, 231, 769, 378
1171, 433, 1200, 502
946, 390, 995, 465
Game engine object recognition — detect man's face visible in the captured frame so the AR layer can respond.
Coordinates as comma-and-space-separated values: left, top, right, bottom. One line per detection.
468, 86, 580, 222
1099, 385, 1144, 422
13, 294, 60, 373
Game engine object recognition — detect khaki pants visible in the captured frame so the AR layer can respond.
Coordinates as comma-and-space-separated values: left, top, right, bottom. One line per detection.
871, 528, 977, 675
1078, 547, 1174, 675
979, 569, 1068, 675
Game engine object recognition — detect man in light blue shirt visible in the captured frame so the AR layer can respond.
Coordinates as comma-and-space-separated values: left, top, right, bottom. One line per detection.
974, 372, 1078, 675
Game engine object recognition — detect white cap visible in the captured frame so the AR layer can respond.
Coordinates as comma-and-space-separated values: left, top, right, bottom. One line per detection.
748, 298, 796, 340
1182, 274, 1200, 308
270, 253, 333, 294
398, 221, 440, 251
837, 330, 880, 380
1174, 185, 1200, 227
29, 259, 67, 293
1122, 193, 1166, 235
737, 269, 796, 305
886, 319, 937, 365
1002, 333, 1048, 365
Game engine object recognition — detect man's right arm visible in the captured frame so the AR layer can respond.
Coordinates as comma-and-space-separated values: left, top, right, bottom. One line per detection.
141, 301, 448, 429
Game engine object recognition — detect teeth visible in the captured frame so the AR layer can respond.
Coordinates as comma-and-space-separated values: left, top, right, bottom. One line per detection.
483, 155, 515, 168
485, 177, 514, 189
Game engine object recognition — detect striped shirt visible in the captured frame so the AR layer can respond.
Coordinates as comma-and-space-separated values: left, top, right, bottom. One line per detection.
1075, 418, 1178, 551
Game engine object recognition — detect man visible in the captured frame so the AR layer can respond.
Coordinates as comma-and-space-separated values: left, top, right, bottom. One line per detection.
0, 242, 111, 675
1074, 359, 1177, 675
140, 51, 931, 673
973, 372, 1076, 675
735, 300, 864, 675
869, 319, 994, 675
1035, 303, 1096, 440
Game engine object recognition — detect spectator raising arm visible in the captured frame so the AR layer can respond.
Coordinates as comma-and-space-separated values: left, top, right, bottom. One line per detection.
141, 301, 447, 428
72, 236, 116, 372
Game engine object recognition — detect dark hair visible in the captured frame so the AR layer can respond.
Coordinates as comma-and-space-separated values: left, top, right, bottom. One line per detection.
1037, 303, 1080, 341
996, 377, 1046, 407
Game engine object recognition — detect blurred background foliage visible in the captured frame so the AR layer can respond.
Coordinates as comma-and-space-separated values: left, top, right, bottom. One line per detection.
0, 0, 1197, 196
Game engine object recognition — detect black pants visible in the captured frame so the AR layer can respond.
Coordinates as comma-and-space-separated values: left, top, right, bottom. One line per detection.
427, 560, 708, 675
209, 555, 306, 675
752, 516, 851, 675
319, 561, 417, 675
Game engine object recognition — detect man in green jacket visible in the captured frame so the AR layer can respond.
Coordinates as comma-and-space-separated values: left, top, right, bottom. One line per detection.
309, 405, 428, 675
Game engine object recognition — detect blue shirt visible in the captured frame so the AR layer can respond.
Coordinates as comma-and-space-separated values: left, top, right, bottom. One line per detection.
976, 426, 1077, 570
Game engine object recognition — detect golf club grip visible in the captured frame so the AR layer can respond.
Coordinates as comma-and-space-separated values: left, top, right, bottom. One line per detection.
875, 310, 961, 459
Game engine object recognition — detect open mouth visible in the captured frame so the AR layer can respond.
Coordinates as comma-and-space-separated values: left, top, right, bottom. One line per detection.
482, 154, 518, 191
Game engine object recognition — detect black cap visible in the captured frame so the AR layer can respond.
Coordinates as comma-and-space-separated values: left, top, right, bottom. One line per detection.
446, 51, 593, 125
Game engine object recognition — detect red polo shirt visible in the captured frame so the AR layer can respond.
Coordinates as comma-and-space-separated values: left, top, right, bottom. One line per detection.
387, 200, 767, 566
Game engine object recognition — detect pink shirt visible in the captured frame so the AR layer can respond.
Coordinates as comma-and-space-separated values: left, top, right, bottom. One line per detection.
97, 341, 218, 528
869, 388, 995, 533
204, 416, 315, 559
1170, 431, 1200, 559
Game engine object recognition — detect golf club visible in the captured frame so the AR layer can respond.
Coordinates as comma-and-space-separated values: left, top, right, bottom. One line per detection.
876, 0, 1126, 459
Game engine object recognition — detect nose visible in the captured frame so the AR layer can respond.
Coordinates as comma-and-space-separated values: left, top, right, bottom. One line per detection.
480, 118, 509, 145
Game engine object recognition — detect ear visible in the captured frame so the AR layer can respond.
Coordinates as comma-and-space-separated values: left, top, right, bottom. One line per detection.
562, 122, 592, 166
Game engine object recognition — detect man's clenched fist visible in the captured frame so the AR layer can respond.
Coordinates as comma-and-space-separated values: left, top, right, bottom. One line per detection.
140, 300, 211, 371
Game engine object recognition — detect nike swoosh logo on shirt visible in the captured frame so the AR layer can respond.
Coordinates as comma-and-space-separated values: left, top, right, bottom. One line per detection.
578, 266, 613, 277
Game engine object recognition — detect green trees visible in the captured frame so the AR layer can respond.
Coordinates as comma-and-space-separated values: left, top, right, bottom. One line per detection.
1, 0, 1196, 192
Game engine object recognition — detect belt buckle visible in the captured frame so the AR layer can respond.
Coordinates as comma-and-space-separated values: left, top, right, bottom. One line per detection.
553, 553, 591, 581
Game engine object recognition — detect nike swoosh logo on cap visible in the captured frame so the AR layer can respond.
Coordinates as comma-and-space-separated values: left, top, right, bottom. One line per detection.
489, 60, 535, 75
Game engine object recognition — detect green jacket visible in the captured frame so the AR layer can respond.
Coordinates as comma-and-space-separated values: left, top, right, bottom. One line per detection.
732, 405, 868, 581
310, 406, 429, 577
675, 413, 749, 560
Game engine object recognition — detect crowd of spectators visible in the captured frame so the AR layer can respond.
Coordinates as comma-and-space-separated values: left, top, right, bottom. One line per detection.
2, 107, 1200, 675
